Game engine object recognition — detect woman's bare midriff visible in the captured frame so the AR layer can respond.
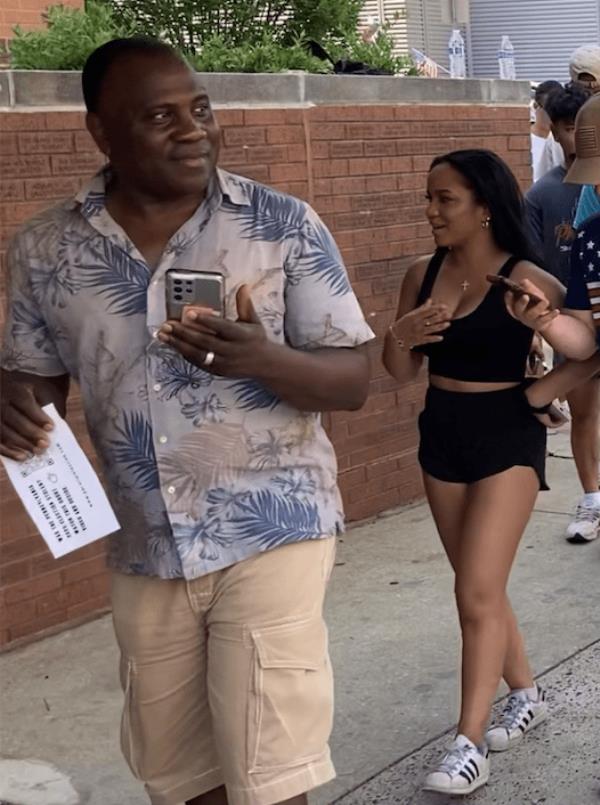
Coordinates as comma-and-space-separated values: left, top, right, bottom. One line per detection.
429, 375, 521, 393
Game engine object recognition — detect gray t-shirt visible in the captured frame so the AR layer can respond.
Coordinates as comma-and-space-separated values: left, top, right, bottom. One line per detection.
525, 166, 581, 284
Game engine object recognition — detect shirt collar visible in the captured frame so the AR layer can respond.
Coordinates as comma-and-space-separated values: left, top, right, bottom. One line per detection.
73, 165, 252, 218
216, 168, 253, 207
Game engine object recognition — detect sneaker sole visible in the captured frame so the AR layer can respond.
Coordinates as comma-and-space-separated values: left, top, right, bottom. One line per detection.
423, 768, 489, 796
566, 531, 599, 544
487, 709, 547, 752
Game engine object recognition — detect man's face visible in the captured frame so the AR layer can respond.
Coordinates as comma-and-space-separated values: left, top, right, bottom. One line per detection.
88, 53, 221, 200
552, 118, 576, 167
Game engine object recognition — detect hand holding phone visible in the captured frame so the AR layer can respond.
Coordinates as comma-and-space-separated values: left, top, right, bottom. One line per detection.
494, 275, 560, 334
486, 274, 544, 306
159, 284, 268, 376
166, 269, 225, 320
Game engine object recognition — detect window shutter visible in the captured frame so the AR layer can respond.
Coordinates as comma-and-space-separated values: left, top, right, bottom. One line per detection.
468, 0, 600, 81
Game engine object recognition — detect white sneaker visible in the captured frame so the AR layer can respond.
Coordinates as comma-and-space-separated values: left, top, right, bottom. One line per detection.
565, 500, 600, 543
423, 734, 489, 795
485, 687, 547, 752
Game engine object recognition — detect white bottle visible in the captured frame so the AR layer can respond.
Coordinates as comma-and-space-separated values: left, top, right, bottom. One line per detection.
448, 29, 466, 79
498, 35, 516, 80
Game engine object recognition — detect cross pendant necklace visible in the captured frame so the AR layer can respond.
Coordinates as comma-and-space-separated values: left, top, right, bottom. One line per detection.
461, 280, 470, 292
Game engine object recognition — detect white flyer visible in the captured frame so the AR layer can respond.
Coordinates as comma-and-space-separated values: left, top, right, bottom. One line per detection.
1, 404, 120, 558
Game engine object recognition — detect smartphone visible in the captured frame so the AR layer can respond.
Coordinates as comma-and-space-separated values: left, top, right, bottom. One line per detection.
486, 274, 544, 306
165, 270, 225, 320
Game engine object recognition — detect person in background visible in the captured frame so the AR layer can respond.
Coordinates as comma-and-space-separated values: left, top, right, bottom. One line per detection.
569, 45, 600, 233
383, 149, 564, 796
526, 85, 588, 285
512, 94, 600, 544
525, 84, 599, 543
0, 37, 374, 805
569, 43, 600, 96
530, 80, 564, 183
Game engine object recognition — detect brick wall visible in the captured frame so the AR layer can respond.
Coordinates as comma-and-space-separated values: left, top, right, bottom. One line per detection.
0, 0, 83, 40
0, 102, 532, 648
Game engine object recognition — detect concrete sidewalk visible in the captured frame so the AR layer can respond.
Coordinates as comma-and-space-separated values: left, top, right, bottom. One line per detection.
1, 428, 599, 805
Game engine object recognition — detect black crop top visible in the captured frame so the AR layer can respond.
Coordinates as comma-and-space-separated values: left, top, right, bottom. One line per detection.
412, 251, 534, 382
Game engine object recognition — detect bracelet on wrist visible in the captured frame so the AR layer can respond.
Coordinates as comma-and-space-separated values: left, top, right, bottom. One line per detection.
389, 325, 414, 351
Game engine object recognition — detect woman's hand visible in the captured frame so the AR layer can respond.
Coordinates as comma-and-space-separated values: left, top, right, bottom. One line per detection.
505, 279, 559, 333
389, 299, 451, 350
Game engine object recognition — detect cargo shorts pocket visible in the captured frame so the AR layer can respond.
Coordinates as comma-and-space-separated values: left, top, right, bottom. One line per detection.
248, 617, 333, 773
119, 658, 145, 780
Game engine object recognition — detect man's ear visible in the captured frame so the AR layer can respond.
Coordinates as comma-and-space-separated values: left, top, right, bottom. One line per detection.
86, 112, 110, 159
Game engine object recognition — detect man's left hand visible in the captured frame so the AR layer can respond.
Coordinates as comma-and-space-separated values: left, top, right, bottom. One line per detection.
158, 285, 272, 377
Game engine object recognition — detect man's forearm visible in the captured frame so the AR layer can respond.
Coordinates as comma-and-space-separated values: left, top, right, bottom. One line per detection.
527, 352, 600, 408
255, 343, 370, 412
541, 315, 597, 360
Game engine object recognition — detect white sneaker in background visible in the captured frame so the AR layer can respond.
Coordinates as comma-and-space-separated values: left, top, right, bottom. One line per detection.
423, 734, 490, 795
565, 499, 600, 543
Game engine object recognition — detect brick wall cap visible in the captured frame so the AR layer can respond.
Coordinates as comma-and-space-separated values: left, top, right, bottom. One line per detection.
1, 70, 530, 109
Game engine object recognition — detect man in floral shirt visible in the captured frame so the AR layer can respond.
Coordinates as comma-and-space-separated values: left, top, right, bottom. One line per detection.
0, 38, 373, 805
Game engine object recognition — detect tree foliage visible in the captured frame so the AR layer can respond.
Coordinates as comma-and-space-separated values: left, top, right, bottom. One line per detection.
10, 2, 131, 70
110, 0, 363, 51
9, 1, 416, 75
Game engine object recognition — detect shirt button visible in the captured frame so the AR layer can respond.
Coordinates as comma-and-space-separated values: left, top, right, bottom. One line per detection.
167, 485, 176, 494
158, 435, 168, 444
152, 329, 159, 339
153, 383, 162, 392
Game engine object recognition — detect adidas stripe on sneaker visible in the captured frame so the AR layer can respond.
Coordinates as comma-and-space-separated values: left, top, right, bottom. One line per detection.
485, 686, 547, 752
423, 734, 490, 795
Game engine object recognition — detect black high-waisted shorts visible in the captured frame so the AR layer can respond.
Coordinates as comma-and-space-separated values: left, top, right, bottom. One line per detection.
418, 384, 548, 490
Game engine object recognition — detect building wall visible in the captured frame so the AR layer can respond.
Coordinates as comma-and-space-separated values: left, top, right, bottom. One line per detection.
468, 0, 600, 82
0, 0, 84, 40
0, 101, 532, 649
359, 0, 410, 53
394, 0, 600, 81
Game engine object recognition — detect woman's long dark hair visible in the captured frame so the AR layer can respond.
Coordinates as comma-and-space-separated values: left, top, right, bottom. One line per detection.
430, 149, 543, 266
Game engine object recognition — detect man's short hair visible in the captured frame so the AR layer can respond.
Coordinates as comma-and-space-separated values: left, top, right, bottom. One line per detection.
82, 37, 182, 113
545, 83, 591, 125
534, 80, 562, 107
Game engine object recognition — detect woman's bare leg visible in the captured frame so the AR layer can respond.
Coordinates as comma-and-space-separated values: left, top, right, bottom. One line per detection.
423, 474, 534, 701
453, 467, 539, 744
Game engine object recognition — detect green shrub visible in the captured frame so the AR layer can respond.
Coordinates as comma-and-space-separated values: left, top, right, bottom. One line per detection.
10, 2, 131, 70
9, 0, 416, 76
189, 33, 331, 74
110, 0, 363, 51
325, 28, 419, 76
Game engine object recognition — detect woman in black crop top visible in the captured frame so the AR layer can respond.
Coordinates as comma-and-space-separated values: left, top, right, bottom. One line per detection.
383, 150, 565, 795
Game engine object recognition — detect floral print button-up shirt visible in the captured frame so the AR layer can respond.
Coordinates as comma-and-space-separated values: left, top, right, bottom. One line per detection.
2, 168, 374, 579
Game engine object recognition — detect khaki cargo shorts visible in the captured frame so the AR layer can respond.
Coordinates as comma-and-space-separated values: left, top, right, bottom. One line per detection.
111, 537, 337, 805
